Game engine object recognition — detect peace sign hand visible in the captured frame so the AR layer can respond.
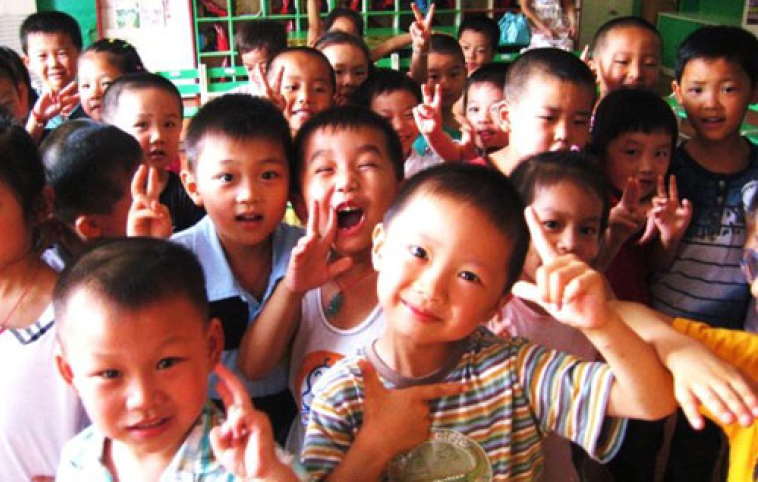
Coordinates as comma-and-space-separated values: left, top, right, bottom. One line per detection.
252, 64, 286, 112
412, 83, 443, 136
210, 364, 300, 481
127, 165, 172, 238
647, 175, 692, 245
512, 207, 611, 330
409, 2, 435, 54
608, 178, 648, 245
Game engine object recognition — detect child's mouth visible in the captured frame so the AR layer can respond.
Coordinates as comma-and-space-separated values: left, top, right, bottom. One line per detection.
336, 205, 365, 233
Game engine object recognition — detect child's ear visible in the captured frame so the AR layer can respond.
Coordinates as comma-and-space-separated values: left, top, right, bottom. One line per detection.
485, 292, 511, 322
494, 100, 510, 133
180, 169, 203, 207
206, 317, 225, 367
672, 80, 684, 104
73, 215, 102, 241
371, 222, 387, 271
55, 347, 76, 388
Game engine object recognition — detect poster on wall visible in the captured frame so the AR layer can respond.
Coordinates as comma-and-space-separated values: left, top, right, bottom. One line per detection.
745, 0, 758, 35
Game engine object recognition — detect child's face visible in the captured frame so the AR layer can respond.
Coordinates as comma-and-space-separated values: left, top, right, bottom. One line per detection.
372, 192, 511, 346
500, 75, 593, 162
328, 17, 360, 37
427, 52, 466, 109
300, 126, 399, 256
371, 90, 420, 158
241, 47, 270, 78
592, 27, 661, 97
458, 30, 494, 75
465, 81, 507, 150
274, 52, 334, 132
56, 290, 222, 463
186, 134, 289, 251
23, 32, 79, 92
0, 76, 27, 122
522, 181, 602, 281
108, 87, 182, 171
605, 130, 672, 198
321, 43, 369, 101
78, 52, 123, 121
673, 58, 758, 145
0, 180, 33, 265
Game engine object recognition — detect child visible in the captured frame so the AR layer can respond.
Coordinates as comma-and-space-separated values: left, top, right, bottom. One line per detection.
0, 112, 87, 482
0, 56, 28, 122
20, 11, 84, 138
265, 47, 335, 135
314, 31, 372, 106
648, 25, 758, 482
77, 38, 145, 121
457, 14, 500, 75
521, 0, 577, 50
40, 120, 141, 264
234, 19, 288, 95
0, 46, 36, 116
302, 163, 675, 481
101, 72, 205, 232
490, 47, 595, 174
53, 238, 305, 481
236, 106, 405, 455
589, 16, 662, 100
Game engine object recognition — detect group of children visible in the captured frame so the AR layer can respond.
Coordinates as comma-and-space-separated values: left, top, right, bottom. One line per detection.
1, 5, 758, 482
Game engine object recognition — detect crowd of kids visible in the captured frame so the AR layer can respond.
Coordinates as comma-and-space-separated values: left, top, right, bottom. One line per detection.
1, 5, 758, 482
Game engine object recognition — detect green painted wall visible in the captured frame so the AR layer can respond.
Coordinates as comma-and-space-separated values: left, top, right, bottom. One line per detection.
36, 0, 97, 47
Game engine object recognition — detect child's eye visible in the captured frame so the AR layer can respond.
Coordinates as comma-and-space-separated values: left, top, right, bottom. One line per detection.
102, 80, 112, 89
723, 85, 739, 94
614, 59, 630, 65
358, 161, 378, 170
283, 84, 297, 92
458, 270, 481, 283
624, 148, 639, 156
687, 87, 702, 95
542, 220, 560, 230
261, 170, 280, 180
134, 121, 148, 129
334, 69, 344, 76
409, 245, 427, 259
157, 357, 180, 370
538, 115, 555, 122
314, 165, 334, 175
580, 226, 598, 236
165, 120, 177, 128
467, 106, 479, 114
97, 369, 121, 380
655, 148, 670, 158
80, 83, 90, 90
574, 117, 590, 126
217, 173, 234, 183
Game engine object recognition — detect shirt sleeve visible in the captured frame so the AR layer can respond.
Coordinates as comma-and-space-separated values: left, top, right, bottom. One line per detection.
671, 318, 758, 375
516, 341, 628, 462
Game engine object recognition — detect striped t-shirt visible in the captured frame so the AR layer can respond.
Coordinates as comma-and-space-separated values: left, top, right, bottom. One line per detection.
302, 327, 627, 481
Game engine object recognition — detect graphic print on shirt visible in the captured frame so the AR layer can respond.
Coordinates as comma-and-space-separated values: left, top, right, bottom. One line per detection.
295, 350, 344, 426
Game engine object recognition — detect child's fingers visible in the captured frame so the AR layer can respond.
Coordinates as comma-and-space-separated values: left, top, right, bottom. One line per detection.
146, 166, 161, 199
637, 215, 658, 245
579, 44, 590, 63
406, 380, 465, 401
619, 177, 639, 211
322, 203, 340, 244
677, 388, 705, 430
524, 206, 559, 264
510, 280, 541, 305
306, 199, 320, 238
214, 364, 253, 413
424, 3, 435, 28
410, 2, 425, 24
546, 258, 586, 309
656, 175, 667, 199
669, 174, 679, 202
421, 82, 433, 105
327, 256, 354, 280
432, 84, 442, 109
130, 164, 149, 198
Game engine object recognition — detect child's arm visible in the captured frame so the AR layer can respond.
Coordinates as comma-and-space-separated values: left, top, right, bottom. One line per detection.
25, 82, 79, 143
413, 83, 475, 162
369, 34, 412, 62
560, 0, 578, 40
237, 202, 352, 379
211, 365, 304, 481
642, 175, 692, 270
127, 165, 173, 238
513, 206, 676, 420
307, 0, 322, 46
595, 178, 647, 270
409, 3, 434, 86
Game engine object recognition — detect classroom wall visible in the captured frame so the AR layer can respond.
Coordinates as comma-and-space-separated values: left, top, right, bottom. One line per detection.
37, 0, 98, 47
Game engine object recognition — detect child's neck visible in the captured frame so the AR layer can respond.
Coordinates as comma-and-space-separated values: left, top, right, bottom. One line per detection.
685, 134, 750, 174
489, 146, 521, 176
106, 437, 179, 482
322, 250, 377, 330
374, 330, 458, 378
224, 237, 273, 300
0, 249, 56, 330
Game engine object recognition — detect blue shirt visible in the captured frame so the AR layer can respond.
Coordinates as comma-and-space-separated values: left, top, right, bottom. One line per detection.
172, 216, 304, 398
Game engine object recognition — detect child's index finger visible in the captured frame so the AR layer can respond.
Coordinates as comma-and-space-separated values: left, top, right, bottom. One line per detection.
410, 2, 425, 24
668, 174, 679, 201
524, 206, 559, 263
306, 199, 320, 238
656, 175, 667, 199
619, 177, 639, 210
145, 166, 161, 199
213, 364, 253, 412
424, 3, 436, 28
130, 164, 148, 198
432, 84, 442, 108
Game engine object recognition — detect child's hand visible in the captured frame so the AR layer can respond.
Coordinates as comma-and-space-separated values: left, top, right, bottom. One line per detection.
210, 364, 300, 481
409, 2, 434, 54
413, 83, 443, 136
127, 165, 172, 238
31, 82, 80, 125
512, 206, 611, 330
608, 177, 648, 245
252, 64, 286, 112
455, 114, 478, 161
285, 200, 353, 294
644, 175, 692, 245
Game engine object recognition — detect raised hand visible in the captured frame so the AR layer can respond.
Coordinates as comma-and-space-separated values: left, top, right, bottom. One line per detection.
512, 206, 610, 330
285, 200, 353, 294
455, 114, 478, 161
609, 177, 649, 245
253, 63, 286, 112
409, 2, 435, 54
31, 81, 80, 125
210, 364, 300, 481
412, 83, 443, 136
646, 175, 692, 244
127, 165, 172, 238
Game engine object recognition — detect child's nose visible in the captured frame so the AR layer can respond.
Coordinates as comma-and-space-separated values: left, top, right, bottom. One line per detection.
556, 229, 579, 255
235, 177, 259, 204
413, 265, 446, 302
335, 168, 358, 192
126, 375, 160, 410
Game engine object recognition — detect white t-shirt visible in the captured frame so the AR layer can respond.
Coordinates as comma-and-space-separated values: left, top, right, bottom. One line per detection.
0, 306, 88, 482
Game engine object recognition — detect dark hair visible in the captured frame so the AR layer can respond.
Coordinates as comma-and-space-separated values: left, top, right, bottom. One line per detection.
429, 33, 465, 65
82, 38, 145, 75
0, 56, 21, 91
267, 46, 336, 91
293, 106, 404, 192
20, 11, 83, 54
41, 120, 141, 225
314, 31, 373, 74
463, 62, 508, 107
235, 19, 288, 57
0, 47, 37, 107
101, 72, 183, 122
184, 94, 293, 173
591, 88, 677, 161
511, 150, 610, 235
591, 16, 662, 57
505, 48, 596, 104
0, 111, 45, 220
324, 7, 364, 35
351, 67, 422, 107
458, 15, 500, 53
385, 163, 529, 293
675, 25, 758, 84
54, 238, 209, 333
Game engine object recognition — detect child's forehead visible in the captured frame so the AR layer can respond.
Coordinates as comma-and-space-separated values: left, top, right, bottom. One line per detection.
468, 81, 503, 98
119, 86, 182, 113
459, 29, 489, 43
428, 52, 465, 70
279, 52, 330, 74
515, 74, 593, 105
372, 89, 419, 107
26, 31, 77, 51
197, 132, 287, 166
597, 26, 661, 54
681, 57, 751, 82
304, 125, 388, 156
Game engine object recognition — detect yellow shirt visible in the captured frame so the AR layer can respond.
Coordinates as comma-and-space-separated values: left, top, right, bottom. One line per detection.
671, 318, 758, 482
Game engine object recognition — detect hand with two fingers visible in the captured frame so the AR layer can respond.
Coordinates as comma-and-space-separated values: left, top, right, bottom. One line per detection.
413, 83, 443, 136
31, 82, 80, 126
608, 177, 648, 246
644, 174, 692, 245
409, 2, 435, 54
252, 64, 286, 112
127, 164, 172, 238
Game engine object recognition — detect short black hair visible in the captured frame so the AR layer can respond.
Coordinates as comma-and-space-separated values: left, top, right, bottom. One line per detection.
0, 56, 21, 92
41, 120, 141, 225
267, 46, 336, 92
351, 67, 422, 107
591, 16, 661, 57
314, 30, 373, 72
324, 7, 364, 35
675, 25, 758, 84
511, 150, 610, 236
505, 48, 596, 104
430, 33, 465, 66
293, 106, 405, 192
591, 88, 678, 161
184, 94, 293, 173
0, 46, 37, 107
0, 111, 45, 220
235, 19, 288, 56
83, 38, 145, 75
54, 238, 210, 337
458, 14, 500, 53
463, 62, 508, 107
20, 11, 83, 54
101, 72, 183, 122
384, 163, 529, 293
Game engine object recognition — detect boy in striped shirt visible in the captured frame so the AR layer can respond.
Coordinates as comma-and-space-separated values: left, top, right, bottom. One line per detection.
301, 164, 675, 481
